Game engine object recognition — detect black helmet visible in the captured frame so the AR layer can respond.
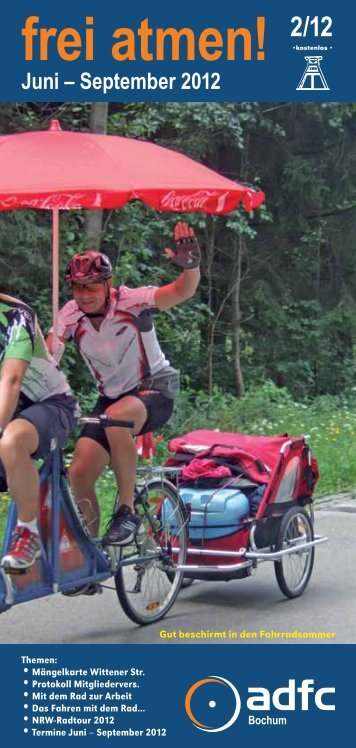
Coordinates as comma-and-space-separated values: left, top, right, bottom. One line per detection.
65, 251, 112, 283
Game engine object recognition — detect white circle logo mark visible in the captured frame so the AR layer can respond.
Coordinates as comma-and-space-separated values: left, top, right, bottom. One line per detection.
185, 676, 241, 732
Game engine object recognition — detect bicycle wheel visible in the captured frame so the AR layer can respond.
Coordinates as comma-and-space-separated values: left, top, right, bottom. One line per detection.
115, 478, 188, 625
274, 506, 314, 598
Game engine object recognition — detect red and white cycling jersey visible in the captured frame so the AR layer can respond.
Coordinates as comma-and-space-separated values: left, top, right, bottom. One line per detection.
57, 286, 169, 398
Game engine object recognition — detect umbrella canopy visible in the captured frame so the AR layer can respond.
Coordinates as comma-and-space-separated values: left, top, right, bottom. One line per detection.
0, 120, 265, 214
0, 120, 265, 352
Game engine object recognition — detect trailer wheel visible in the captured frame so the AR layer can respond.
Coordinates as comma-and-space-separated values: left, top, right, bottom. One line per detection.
274, 507, 314, 598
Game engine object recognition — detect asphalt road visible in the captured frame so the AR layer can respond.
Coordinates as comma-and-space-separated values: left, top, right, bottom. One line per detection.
0, 500, 355, 645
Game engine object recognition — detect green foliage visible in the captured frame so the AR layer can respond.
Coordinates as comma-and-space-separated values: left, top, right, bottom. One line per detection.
1, 102, 356, 408
2, 102, 356, 543
153, 383, 356, 498
2, 383, 356, 543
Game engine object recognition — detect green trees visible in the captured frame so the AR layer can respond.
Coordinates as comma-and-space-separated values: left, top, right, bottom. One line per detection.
246, 102, 356, 398
1, 101, 356, 402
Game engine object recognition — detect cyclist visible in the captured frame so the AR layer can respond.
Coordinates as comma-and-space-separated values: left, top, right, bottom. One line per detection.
0, 293, 79, 572
47, 222, 200, 547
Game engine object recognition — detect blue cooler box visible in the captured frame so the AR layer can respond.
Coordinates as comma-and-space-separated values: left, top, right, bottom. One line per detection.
179, 487, 250, 540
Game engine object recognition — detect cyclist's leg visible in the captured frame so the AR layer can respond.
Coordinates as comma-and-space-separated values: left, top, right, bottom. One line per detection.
105, 396, 147, 512
5, 395, 77, 521
0, 418, 39, 522
102, 391, 173, 545
69, 437, 110, 536
105, 390, 174, 510
1, 396, 77, 570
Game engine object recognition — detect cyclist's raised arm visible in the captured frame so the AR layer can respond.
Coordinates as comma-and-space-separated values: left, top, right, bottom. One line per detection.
155, 222, 200, 312
155, 269, 200, 311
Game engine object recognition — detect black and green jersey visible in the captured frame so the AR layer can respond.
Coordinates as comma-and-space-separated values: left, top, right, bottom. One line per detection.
0, 294, 72, 402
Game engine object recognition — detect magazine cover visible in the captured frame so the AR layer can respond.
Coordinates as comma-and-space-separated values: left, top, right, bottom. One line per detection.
0, 1, 354, 745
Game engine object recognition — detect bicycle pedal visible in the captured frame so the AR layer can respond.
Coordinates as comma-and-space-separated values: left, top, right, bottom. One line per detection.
1, 565, 28, 576
62, 583, 102, 597
83, 583, 103, 596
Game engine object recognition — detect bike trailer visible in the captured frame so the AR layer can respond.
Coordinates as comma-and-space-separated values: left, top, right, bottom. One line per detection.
166, 429, 321, 581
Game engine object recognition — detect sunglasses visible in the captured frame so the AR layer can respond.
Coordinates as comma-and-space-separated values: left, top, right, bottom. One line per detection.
71, 281, 105, 293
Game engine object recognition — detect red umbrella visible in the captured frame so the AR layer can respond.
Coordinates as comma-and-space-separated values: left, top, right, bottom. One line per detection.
0, 119, 264, 213
0, 120, 265, 349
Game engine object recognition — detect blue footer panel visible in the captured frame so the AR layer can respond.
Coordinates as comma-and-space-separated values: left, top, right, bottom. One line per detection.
0, 644, 352, 746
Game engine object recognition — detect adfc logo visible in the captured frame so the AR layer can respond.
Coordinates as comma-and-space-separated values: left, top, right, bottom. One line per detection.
185, 676, 241, 732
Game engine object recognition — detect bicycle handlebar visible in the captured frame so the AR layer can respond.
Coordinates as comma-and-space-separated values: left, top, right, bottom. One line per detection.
79, 415, 135, 429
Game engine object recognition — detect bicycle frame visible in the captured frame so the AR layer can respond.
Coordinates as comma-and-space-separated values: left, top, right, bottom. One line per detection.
0, 446, 112, 613
0, 457, 185, 617
0, 415, 187, 625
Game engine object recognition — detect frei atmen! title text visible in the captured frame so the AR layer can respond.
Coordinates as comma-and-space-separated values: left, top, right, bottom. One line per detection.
21, 16, 266, 62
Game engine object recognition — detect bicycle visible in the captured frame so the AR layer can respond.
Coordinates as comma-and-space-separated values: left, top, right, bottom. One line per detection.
0, 415, 188, 626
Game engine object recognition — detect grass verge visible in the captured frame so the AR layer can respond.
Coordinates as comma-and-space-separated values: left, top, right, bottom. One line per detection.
1, 383, 356, 546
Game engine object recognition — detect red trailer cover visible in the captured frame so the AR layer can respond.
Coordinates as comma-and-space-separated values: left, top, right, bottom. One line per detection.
168, 429, 292, 483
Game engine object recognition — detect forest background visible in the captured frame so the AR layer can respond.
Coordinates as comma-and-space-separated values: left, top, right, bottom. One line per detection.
1, 100, 356, 506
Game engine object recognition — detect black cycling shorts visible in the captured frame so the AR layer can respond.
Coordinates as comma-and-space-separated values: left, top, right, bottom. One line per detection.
80, 389, 174, 455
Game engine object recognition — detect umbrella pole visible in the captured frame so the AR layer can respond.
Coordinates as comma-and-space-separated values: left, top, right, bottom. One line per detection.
52, 207, 60, 360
